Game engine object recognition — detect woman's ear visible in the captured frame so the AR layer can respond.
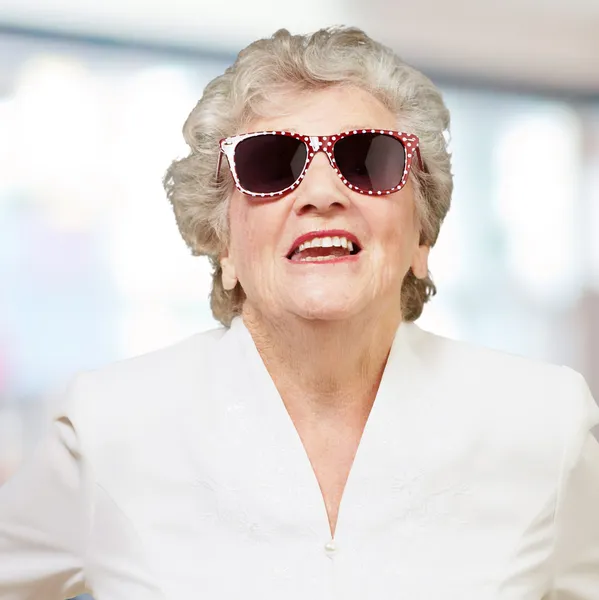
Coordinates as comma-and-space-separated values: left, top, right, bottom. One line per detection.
220, 254, 238, 291
411, 245, 430, 280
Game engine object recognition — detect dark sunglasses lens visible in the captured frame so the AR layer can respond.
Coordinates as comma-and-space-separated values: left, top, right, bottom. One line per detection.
235, 135, 307, 194
334, 133, 406, 192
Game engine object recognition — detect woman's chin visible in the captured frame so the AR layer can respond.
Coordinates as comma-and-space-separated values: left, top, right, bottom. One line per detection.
285, 295, 364, 322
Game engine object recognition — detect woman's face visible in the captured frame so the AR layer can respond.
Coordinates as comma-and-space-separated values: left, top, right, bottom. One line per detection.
222, 85, 430, 323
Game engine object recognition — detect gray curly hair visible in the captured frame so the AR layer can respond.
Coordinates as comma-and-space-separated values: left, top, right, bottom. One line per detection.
163, 26, 453, 327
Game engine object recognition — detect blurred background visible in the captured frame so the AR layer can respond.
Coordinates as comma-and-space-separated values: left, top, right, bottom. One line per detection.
1, 0, 599, 493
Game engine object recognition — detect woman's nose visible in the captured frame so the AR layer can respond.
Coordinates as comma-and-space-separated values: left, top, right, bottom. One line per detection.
291, 152, 350, 215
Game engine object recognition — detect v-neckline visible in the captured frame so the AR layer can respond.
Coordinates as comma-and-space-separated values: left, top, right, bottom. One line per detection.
228, 316, 422, 542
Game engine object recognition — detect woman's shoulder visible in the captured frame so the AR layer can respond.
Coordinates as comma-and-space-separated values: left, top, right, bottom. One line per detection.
408, 323, 598, 460
411, 322, 580, 383
88, 325, 228, 383
51, 326, 229, 437
409, 323, 597, 426
78, 325, 225, 388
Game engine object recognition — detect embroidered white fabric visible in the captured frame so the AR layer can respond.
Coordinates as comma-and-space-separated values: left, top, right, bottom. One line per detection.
0, 318, 598, 600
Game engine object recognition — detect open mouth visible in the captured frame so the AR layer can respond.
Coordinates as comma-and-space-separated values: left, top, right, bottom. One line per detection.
286, 235, 362, 262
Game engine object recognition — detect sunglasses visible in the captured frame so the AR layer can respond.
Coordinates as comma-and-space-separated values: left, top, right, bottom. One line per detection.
217, 129, 422, 198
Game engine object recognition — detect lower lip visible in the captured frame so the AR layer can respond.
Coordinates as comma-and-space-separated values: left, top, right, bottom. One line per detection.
286, 253, 361, 265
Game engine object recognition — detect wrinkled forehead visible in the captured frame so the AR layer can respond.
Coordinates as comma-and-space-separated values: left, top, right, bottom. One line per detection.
236, 84, 402, 137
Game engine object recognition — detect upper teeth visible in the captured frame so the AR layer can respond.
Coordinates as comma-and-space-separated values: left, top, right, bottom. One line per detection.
297, 236, 355, 253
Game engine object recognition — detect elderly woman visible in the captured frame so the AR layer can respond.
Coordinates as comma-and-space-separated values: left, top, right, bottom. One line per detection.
1, 26, 598, 600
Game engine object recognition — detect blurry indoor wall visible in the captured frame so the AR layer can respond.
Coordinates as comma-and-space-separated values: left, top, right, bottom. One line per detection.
0, 30, 598, 483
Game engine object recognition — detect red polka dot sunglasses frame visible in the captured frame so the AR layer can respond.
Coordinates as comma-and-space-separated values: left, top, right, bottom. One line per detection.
217, 129, 423, 199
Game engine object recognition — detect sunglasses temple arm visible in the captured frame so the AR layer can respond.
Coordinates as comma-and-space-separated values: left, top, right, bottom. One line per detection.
415, 147, 425, 172
216, 151, 223, 180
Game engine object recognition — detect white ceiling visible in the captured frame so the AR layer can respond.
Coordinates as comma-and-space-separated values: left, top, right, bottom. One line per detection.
0, 0, 598, 93
350, 0, 599, 94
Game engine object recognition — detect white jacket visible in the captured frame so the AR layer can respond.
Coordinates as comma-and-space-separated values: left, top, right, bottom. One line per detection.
0, 317, 598, 600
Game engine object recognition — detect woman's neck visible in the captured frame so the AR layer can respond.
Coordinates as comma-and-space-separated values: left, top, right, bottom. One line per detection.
241, 305, 402, 424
